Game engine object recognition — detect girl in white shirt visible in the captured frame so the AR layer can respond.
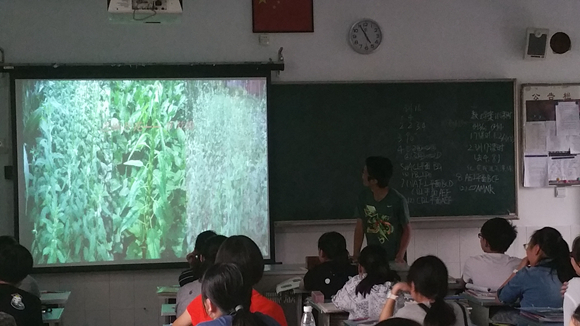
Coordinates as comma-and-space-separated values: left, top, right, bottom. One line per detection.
379, 255, 470, 326
565, 236, 580, 326
332, 245, 399, 320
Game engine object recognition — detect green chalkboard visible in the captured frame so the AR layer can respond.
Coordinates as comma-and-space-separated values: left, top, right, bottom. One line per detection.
269, 80, 516, 221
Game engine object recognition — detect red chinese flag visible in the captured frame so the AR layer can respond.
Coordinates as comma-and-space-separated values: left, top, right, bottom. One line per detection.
252, 0, 313, 33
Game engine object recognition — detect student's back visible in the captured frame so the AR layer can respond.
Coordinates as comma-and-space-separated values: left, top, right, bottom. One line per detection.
303, 232, 357, 298
394, 302, 469, 326
498, 227, 575, 308
379, 255, 469, 326
176, 235, 227, 317
462, 218, 520, 291
0, 243, 42, 326
196, 263, 280, 326
333, 245, 399, 320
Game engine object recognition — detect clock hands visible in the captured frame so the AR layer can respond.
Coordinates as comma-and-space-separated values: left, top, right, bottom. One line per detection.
359, 25, 372, 44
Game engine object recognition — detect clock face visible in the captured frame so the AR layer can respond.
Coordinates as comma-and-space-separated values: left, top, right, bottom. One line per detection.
349, 19, 382, 54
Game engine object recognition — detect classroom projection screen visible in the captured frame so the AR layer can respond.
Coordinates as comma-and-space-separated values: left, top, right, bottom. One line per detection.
14, 78, 270, 267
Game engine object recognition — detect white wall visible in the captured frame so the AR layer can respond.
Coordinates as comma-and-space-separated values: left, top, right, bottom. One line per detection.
2, 1, 580, 325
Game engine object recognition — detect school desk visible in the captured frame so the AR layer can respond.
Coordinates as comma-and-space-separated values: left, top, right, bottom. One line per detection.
42, 307, 64, 326
461, 292, 505, 326
309, 300, 349, 326
40, 291, 71, 307
514, 314, 563, 326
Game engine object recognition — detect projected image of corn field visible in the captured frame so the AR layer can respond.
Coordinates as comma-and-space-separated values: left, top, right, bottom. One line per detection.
21, 79, 269, 264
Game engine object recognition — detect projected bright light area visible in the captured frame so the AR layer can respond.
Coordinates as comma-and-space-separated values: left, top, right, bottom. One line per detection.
15, 78, 270, 267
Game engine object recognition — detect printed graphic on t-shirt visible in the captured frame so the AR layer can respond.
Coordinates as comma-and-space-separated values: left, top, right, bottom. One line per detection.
364, 205, 394, 244
10, 294, 25, 310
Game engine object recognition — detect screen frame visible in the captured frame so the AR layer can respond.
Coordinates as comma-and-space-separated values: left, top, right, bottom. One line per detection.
8, 63, 280, 273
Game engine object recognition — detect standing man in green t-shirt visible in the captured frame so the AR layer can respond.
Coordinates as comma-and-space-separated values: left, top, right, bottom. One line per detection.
353, 156, 411, 263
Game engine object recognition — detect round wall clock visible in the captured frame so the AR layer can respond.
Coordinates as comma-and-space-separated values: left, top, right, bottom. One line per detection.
348, 19, 382, 54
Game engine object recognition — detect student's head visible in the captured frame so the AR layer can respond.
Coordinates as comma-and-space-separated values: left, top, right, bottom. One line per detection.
571, 304, 580, 326
0, 243, 33, 285
318, 232, 349, 264
199, 235, 228, 273
569, 236, 580, 276
356, 245, 399, 296
189, 230, 218, 274
195, 230, 218, 252
407, 256, 456, 326
363, 156, 393, 188
201, 263, 265, 326
375, 318, 422, 326
215, 235, 264, 287
526, 227, 575, 283
479, 218, 517, 253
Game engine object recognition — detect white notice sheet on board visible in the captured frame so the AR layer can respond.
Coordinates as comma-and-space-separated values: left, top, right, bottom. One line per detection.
556, 102, 580, 136
547, 121, 570, 152
524, 156, 548, 187
524, 122, 547, 155
570, 135, 580, 154
548, 156, 580, 181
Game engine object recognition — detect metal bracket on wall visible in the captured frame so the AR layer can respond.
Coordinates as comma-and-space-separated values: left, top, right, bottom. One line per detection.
276, 47, 284, 77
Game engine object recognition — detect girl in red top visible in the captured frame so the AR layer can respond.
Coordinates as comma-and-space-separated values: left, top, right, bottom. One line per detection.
173, 235, 287, 326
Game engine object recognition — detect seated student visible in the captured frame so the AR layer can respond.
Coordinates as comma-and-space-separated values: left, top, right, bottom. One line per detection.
303, 232, 357, 298
379, 255, 470, 326
460, 218, 520, 291
565, 236, 580, 326
180, 230, 218, 287
570, 304, 580, 326
0, 236, 40, 298
0, 243, 42, 326
197, 263, 280, 326
173, 235, 287, 326
333, 245, 400, 320
177, 235, 227, 317
498, 227, 575, 308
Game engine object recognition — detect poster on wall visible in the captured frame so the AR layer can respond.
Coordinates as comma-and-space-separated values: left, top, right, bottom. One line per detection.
252, 0, 314, 33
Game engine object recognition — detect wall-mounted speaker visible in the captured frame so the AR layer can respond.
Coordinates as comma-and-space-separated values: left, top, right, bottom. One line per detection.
525, 28, 549, 59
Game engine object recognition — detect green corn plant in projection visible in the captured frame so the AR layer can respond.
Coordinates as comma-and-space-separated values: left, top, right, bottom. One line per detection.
107, 80, 188, 260
23, 80, 114, 264
23, 79, 188, 263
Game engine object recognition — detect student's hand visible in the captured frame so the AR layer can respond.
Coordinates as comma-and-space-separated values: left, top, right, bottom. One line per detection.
561, 282, 569, 297
391, 282, 411, 296
517, 257, 529, 270
394, 256, 406, 264
186, 250, 199, 267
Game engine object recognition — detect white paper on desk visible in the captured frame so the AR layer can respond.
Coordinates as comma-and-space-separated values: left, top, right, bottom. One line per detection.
524, 156, 548, 187
547, 121, 571, 152
524, 122, 548, 154
556, 102, 580, 136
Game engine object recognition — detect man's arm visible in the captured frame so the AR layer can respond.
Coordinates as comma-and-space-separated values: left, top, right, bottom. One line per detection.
395, 224, 411, 263
353, 218, 364, 260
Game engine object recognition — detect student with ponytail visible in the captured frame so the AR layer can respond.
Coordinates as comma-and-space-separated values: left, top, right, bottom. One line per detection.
174, 236, 287, 326
379, 255, 469, 326
197, 263, 280, 326
333, 245, 400, 320
498, 227, 575, 308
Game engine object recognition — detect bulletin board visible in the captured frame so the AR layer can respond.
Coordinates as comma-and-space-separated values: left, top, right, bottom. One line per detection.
522, 84, 580, 187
